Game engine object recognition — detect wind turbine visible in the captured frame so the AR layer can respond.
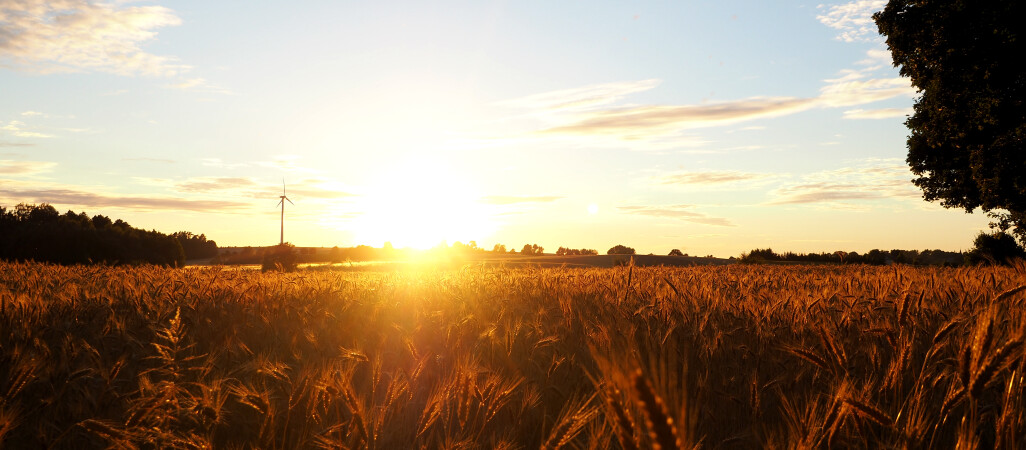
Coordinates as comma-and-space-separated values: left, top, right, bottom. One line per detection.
277, 180, 294, 245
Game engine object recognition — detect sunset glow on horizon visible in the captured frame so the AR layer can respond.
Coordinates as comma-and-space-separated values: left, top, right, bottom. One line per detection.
0, 0, 993, 256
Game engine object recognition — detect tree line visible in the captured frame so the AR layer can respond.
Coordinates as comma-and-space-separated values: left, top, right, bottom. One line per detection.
0, 204, 186, 266
171, 231, 219, 260
737, 232, 1026, 266
738, 248, 963, 266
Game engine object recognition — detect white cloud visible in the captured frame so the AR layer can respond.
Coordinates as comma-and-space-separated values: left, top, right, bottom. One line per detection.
541, 97, 817, 138
843, 107, 911, 119
256, 155, 319, 174
0, 120, 52, 138
480, 195, 564, 205
656, 170, 777, 190
164, 77, 233, 94
498, 79, 661, 112
617, 204, 735, 227
147, 175, 353, 201
819, 70, 915, 107
769, 159, 920, 206
489, 5, 912, 151
0, 174, 350, 215
0, 182, 250, 212
816, 0, 887, 42
0, 159, 55, 175
503, 71, 912, 144
0, 0, 186, 76
857, 48, 893, 66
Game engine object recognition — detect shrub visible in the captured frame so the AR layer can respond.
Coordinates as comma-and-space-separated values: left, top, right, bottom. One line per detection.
966, 231, 1026, 265
261, 243, 298, 272
607, 245, 635, 255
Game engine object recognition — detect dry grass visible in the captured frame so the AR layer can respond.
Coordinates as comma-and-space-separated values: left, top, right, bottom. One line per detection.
1, 260, 1025, 448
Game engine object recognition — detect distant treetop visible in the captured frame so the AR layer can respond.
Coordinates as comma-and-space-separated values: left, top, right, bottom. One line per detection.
607, 245, 636, 255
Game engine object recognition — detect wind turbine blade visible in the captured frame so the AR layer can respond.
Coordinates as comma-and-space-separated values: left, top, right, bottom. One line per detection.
277, 199, 283, 207
286, 197, 294, 205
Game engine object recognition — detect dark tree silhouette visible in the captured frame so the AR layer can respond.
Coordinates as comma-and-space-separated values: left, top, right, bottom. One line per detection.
607, 245, 635, 255
172, 231, 219, 260
520, 244, 544, 255
556, 247, 598, 256
875, 1, 1026, 243
262, 243, 298, 272
668, 249, 684, 256
966, 231, 1026, 266
0, 203, 184, 266
737, 247, 964, 266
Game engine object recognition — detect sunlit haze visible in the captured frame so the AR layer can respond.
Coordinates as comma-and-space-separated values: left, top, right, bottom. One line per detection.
0, 0, 992, 255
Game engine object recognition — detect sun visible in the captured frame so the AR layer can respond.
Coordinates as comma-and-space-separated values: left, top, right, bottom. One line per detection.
351, 159, 493, 249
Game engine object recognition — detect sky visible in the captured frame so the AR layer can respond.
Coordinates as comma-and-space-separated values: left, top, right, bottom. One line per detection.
0, 0, 993, 256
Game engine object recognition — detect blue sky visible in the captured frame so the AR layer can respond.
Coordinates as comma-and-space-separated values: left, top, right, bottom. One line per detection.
0, 0, 991, 255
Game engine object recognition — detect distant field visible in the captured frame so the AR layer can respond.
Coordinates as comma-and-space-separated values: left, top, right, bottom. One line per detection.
463, 253, 732, 268
1, 261, 1024, 448
202, 248, 732, 269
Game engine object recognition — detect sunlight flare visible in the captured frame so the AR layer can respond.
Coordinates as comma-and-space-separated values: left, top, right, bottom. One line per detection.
351, 159, 494, 249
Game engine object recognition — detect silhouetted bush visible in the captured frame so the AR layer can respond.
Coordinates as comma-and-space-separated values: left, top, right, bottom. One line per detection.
261, 243, 298, 272
966, 231, 1026, 265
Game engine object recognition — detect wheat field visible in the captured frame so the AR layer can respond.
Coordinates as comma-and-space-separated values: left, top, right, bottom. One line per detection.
1, 261, 1024, 449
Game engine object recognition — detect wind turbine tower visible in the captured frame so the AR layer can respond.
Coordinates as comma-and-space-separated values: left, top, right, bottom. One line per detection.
277, 180, 294, 245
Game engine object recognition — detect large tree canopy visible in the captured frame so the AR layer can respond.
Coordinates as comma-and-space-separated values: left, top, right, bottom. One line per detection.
874, 1, 1026, 241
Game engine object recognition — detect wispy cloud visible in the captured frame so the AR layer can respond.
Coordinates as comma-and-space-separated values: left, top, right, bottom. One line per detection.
491, 5, 909, 149
503, 69, 911, 145
857, 48, 893, 66
842, 107, 911, 119
0, 120, 52, 138
0, 0, 186, 76
617, 204, 735, 227
200, 158, 249, 170
0, 185, 250, 212
175, 177, 258, 193
657, 170, 775, 187
0, 159, 56, 175
123, 157, 176, 164
541, 97, 817, 138
480, 195, 564, 205
818, 69, 915, 107
816, 0, 887, 42
284, 181, 354, 200
164, 176, 353, 200
164, 77, 232, 94
256, 155, 318, 174
498, 79, 661, 112
769, 159, 920, 206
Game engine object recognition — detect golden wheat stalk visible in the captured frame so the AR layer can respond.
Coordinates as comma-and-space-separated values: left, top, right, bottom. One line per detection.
631, 370, 680, 450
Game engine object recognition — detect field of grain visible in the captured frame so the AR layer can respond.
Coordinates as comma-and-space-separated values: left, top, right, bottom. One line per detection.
1, 261, 1025, 448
